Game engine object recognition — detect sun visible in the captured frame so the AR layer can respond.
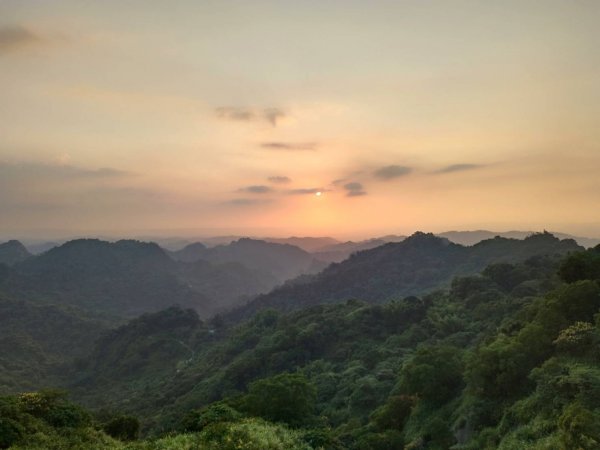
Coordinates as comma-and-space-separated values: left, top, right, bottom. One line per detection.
315, 191, 322, 197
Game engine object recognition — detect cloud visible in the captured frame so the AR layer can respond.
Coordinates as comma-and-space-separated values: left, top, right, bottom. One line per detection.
215, 107, 254, 121
287, 187, 328, 195
373, 165, 412, 180
263, 108, 286, 126
260, 142, 317, 151
347, 190, 367, 197
0, 162, 130, 180
238, 185, 273, 194
435, 163, 484, 174
215, 107, 287, 126
226, 198, 273, 206
0, 25, 40, 53
268, 176, 291, 184
343, 182, 367, 197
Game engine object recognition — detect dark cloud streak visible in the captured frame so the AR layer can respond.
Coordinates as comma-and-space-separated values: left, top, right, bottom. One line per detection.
0, 162, 130, 180
373, 165, 412, 180
225, 198, 273, 206
238, 185, 273, 194
267, 176, 291, 184
260, 142, 317, 151
287, 187, 327, 195
215, 107, 287, 126
0, 25, 40, 53
343, 182, 367, 197
435, 163, 483, 174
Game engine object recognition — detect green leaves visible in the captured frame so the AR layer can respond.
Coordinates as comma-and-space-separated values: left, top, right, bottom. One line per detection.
242, 373, 317, 427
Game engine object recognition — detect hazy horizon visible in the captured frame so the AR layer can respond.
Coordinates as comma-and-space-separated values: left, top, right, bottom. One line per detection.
2, 1, 599, 238
3, 227, 600, 247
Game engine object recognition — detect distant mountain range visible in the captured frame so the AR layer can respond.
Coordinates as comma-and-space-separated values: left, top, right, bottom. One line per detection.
13, 229, 598, 258
226, 231, 583, 321
169, 238, 325, 284
0, 230, 595, 323
437, 230, 600, 248
0, 238, 324, 320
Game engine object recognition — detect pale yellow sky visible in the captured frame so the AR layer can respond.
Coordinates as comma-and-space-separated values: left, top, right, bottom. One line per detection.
1, 0, 599, 239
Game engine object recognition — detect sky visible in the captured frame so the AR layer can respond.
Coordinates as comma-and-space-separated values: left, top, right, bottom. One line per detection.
1, 0, 599, 240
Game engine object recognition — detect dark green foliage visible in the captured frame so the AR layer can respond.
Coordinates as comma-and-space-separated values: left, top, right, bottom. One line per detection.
399, 345, 464, 404
559, 247, 600, 283
102, 415, 140, 441
0, 294, 107, 393
0, 390, 105, 448
242, 373, 317, 426
558, 402, 600, 449
0, 416, 24, 449
371, 395, 416, 431
180, 402, 241, 432
301, 427, 344, 449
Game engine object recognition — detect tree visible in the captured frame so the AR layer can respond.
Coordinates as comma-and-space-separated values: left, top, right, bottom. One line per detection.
399, 345, 464, 404
102, 415, 140, 441
243, 372, 316, 426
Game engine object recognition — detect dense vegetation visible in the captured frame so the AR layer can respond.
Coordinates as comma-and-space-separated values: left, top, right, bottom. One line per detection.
1, 233, 599, 449
229, 232, 581, 320
0, 295, 108, 393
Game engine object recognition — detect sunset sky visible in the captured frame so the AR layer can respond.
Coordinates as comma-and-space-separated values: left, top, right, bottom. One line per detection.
1, 1, 599, 239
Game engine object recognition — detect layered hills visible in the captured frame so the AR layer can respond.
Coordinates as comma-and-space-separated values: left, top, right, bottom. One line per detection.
228, 232, 582, 320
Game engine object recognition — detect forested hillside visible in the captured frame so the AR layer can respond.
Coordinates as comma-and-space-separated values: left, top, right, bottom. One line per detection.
1, 235, 599, 449
0, 295, 108, 393
228, 232, 581, 321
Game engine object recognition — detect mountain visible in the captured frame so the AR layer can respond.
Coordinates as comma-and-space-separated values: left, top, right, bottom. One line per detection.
0, 240, 32, 265
438, 229, 600, 248
61, 247, 599, 449
227, 231, 582, 320
312, 238, 389, 263
1, 239, 214, 319
4, 241, 600, 449
262, 236, 340, 252
0, 294, 108, 393
1, 238, 296, 320
176, 259, 278, 311
171, 238, 326, 285
169, 242, 208, 262
72, 307, 205, 399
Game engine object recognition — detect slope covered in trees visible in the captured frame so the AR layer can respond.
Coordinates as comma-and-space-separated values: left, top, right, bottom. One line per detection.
2, 236, 599, 449
0, 294, 108, 393
228, 232, 581, 320
45, 247, 597, 449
